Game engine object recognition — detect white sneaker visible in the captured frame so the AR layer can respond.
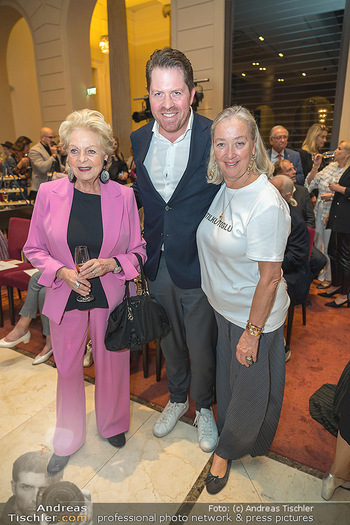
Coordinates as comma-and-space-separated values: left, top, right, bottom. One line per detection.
285, 348, 291, 362
194, 408, 218, 453
153, 398, 189, 438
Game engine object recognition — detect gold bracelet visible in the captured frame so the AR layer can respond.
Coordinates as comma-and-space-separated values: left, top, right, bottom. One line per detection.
246, 321, 263, 337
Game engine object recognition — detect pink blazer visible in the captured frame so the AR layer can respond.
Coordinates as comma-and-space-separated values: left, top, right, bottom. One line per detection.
24, 178, 146, 324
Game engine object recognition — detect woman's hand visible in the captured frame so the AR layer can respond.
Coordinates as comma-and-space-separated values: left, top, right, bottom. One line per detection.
236, 330, 259, 367
56, 267, 91, 297
329, 182, 345, 194
320, 192, 333, 202
313, 153, 323, 167
324, 213, 329, 227
78, 258, 116, 279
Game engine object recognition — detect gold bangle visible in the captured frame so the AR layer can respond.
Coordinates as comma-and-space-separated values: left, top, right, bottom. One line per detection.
246, 321, 263, 337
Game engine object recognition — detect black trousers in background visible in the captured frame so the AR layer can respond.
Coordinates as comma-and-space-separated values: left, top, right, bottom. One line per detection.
328, 231, 350, 296
148, 253, 217, 411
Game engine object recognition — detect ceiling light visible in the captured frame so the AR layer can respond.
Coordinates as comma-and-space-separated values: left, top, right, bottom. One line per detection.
241, 73, 246, 77
252, 62, 260, 66
301, 72, 307, 76
278, 78, 284, 82
259, 67, 266, 71
259, 36, 264, 41
99, 35, 109, 54
278, 53, 284, 57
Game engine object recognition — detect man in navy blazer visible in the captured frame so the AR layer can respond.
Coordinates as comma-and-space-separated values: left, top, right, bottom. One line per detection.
267, 125, 305, 184
131, 48, 219, 452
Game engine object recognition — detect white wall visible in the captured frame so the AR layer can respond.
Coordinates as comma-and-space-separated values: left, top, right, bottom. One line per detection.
339, 45, 350, 141
7, 18, 41, 143
172, 0, 226, 120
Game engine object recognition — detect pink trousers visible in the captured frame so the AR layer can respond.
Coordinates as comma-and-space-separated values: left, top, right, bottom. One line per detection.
49, 308, 130, 456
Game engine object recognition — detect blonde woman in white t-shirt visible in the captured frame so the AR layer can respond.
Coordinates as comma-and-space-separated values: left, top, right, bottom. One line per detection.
197, 106, 291, 495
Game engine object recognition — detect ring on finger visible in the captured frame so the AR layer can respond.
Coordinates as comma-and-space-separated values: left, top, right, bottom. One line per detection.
75, 281, 80, 289
91, 270, 95, 276
246, 356, 253, 364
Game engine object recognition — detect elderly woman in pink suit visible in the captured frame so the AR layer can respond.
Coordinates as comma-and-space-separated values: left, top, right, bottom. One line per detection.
24, 109, 146, 476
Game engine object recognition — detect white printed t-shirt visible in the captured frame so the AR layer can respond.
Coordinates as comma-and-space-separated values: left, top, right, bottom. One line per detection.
197, 174, 291, 332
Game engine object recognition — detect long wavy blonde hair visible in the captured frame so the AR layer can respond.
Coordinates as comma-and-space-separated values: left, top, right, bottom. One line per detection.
302, 123, 328, 154
207, 106, 273, 184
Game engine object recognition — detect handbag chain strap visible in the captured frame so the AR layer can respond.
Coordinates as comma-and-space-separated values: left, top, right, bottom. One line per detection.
124, 252, 148, 301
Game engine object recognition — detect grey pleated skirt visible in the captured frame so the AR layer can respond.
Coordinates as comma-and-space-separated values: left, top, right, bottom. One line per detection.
214, 310, 286, 460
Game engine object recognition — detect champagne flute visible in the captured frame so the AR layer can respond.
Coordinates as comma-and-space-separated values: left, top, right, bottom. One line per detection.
323, 151, 335, 160
74, 246, 95, 303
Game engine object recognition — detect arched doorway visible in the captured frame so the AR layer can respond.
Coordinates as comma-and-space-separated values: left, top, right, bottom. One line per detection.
0, 5, 40, 143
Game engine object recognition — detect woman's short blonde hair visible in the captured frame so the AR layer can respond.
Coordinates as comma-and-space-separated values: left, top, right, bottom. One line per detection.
339, 140, 350, 170
59, 109, 114, 156
207, 106, 273, 185
302, 123, 328, 154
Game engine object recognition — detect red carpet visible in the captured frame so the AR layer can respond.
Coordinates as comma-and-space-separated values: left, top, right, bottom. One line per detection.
1, 282, 347, 474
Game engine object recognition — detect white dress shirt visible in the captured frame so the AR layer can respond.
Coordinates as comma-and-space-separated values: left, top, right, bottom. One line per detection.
144, 109, 193, 203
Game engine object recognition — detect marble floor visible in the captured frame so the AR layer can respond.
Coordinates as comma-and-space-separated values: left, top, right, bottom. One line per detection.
1, 346, 350, 515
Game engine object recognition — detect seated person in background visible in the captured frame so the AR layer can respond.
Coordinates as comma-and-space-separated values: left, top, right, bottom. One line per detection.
0, 140, 13, 170
271, 175, 312, 362
57, 142, 67, 170
126, 148, 137, 182
106, 136, 129, 184
267, 125, 304, 184
273, 159, 326, 280
0, 271, 52, 365
271, 175, 312, 305
6, 136, 32, 198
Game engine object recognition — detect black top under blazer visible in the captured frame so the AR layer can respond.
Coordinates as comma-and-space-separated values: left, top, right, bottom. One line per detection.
327, 166, 350, 234
131, 112, 219, 289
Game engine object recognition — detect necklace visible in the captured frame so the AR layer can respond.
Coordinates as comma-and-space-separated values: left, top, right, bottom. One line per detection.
219, 188, 237, 221
219, 159, 256, 221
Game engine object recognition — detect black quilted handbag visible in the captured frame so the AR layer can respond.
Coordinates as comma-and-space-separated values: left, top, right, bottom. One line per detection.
105, 253, 171, 353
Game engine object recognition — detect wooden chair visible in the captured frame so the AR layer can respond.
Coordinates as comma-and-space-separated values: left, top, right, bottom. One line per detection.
0, 217, 32, 326
142, 340, 162, 382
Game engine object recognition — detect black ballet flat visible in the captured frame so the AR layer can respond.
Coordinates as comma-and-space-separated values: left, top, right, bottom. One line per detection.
318, 288, 341, 298
325, 300, 350, 308
107, 432, 126, 448
205, 460, 232, 495
47, 453, 70, 476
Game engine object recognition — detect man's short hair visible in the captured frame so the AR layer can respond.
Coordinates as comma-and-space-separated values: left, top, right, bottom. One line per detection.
12, 452, 48, 483
269, 125, 288, 138
272, 159, 289, 177
146, 47, 194, 93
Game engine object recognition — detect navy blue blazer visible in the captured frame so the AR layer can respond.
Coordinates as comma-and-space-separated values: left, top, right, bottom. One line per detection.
267, 147, 304, 185
131, 113, 219, 289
